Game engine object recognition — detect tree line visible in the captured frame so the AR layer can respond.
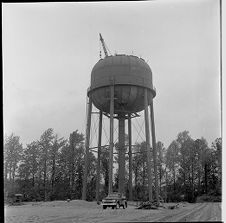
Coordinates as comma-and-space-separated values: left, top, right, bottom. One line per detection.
131, 131, 221, 202
4, 128, 221, 203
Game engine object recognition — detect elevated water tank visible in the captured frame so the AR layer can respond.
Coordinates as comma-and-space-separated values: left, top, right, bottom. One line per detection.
88, 54, 156, 114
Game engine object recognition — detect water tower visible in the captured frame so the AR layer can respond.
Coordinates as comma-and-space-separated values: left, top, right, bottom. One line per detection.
82, 34, 159, 203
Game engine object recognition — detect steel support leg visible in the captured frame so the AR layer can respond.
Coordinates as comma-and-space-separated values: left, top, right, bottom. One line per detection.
118, 115, 125, 195
82, 96, 92, 200
128, 114, 133, 201
144, 88, 153, 202
96, 111, 103, 202
108, 85, 114, 194
150, 100, 159, 204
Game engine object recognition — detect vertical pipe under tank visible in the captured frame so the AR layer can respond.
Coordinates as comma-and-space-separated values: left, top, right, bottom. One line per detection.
128, 114, 133, 200
118, 114, 125, 195
108, 85, 114, 194
96, 110, 102, 202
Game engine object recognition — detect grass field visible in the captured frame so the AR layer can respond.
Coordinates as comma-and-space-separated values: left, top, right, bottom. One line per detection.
4, 200, 221, 222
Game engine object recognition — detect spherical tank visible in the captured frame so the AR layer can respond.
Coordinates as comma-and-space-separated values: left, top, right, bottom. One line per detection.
88, 54, 156, 114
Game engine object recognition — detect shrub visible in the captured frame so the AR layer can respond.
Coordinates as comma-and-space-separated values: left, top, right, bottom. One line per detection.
196, 194, 221, 202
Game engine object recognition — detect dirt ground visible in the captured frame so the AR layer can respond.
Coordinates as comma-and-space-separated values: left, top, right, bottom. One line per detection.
4, 200, 221, 223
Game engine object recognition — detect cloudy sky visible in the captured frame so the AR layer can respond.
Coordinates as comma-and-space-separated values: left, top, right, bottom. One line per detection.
3, 0, 221, 148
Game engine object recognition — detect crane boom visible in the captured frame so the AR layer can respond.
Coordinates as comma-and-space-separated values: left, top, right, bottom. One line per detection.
99, 33, 109, 57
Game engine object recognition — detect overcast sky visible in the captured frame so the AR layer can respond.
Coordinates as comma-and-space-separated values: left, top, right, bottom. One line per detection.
3, 0, 221, 148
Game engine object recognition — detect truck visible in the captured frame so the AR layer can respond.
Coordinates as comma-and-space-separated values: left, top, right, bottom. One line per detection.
101, 192, 127, 210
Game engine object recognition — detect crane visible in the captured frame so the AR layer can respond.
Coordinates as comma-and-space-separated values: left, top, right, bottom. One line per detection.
99, 33, 111, 58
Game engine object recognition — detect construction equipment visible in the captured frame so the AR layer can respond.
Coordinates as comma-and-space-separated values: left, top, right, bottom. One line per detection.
99, 33, 110, 58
